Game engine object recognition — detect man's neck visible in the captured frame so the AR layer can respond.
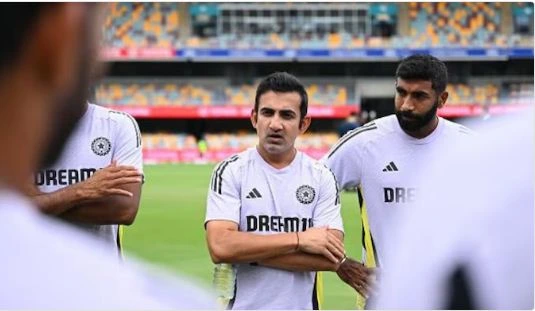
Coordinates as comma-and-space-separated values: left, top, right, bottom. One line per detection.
256, 146, 297, 170
403, 116, 440, 139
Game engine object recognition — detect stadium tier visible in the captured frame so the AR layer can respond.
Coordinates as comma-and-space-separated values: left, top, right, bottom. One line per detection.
95, 81, 348, 107
102, 2, 534, 56
96, 80, 532, 109
104, 3, 181, 48
408, 2, 505, 47
98, 2, 533, 165
141, 132, 338, 163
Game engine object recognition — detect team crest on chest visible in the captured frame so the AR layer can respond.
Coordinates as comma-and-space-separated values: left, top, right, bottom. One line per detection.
91, 137, 111, 156
296, 185, 315, 204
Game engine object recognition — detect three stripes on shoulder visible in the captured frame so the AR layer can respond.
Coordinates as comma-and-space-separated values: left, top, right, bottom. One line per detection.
327, 122, 377, 158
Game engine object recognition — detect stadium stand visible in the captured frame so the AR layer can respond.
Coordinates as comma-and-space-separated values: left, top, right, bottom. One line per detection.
103, 3, 181, 48
99, 3, 533, 163
103, 3, 533, 49
142, 133, 198, 150
96, 80, 532, 108
142, 132, 338, 163
408, 2, 505, 47
96, 81, 349, 107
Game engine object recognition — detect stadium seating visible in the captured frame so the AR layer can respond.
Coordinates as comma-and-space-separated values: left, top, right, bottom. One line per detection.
446, 82, 534, 106
204, 133, 257, 151
96, 81, 531, 108
142, 133, 198, 150
95, 81, 348, 107
143, 132, 337, 153
103, 3, 533, 49
409, 2, 508, 47
104, 3, 181, 48
503, 82, 534, 104
446, 83, 500, 106
296, 133, 339, 150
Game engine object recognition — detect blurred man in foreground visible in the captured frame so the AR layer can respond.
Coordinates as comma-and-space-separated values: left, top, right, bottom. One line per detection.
374, 110, 534, 309
0, 4, 213, 308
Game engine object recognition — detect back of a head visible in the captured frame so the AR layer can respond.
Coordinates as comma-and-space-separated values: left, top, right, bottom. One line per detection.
395, 54, 448, 94
0, 5, 45, 77
0, 4, 104, 181
254, 72, 308, 119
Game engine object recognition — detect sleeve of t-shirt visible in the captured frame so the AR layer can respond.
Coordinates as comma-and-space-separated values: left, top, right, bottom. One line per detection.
113, 112, 143, 174
320, 135, 362, 190
205, 156, 241, 226
312, 165, 344, 233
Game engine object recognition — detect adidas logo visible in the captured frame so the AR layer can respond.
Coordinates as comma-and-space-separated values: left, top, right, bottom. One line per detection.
246, 188, 262, 199
382, 161, 399, 172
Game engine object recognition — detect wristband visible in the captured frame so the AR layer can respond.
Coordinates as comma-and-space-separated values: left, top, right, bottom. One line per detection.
335, 255, 347, 272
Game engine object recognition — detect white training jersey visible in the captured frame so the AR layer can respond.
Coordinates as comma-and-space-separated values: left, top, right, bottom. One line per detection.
0, 189, 215, 309
35, 103, 143, 254
374, 111, 534, 309
322, 114, 472, 267
205, 148, 343, 310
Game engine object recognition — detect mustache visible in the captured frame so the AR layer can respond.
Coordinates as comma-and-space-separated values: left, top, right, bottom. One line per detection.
398, 111, 422, 120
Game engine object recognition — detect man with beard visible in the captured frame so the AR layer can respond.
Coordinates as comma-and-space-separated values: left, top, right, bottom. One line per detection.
27, 100, 144, 257
322, 54, 472, 307
0, 4, 213, 308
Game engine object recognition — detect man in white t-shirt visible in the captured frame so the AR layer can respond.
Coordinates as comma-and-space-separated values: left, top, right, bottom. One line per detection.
322, 55, 473, 305
374, 111, 534, 309
0, 4, 214, 308
26, 101, 143, 255
205, 72, 371, 310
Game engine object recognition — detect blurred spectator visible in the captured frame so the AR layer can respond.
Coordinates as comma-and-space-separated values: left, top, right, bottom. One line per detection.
337, 111, 361, 138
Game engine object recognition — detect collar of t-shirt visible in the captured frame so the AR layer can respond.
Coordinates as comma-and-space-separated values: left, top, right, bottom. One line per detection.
395, 117, 446, 145
253, 147, 302, 175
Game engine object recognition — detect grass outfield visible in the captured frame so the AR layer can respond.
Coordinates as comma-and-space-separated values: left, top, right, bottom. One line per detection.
123, 164, 363, 310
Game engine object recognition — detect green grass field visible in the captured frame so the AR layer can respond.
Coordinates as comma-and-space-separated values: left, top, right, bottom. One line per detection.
123, 164, 363, 310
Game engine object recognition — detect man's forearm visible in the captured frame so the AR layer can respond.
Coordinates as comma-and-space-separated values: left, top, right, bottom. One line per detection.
259, 252, 339, 272
209, 230, 299, 264
59, 196, 137, 225
31, 184, 85, 215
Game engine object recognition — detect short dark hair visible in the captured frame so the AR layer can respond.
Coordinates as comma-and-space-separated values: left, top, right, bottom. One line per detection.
0, 4, 48, 76
395, 54, 448, 94
254, 72, 308, 120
